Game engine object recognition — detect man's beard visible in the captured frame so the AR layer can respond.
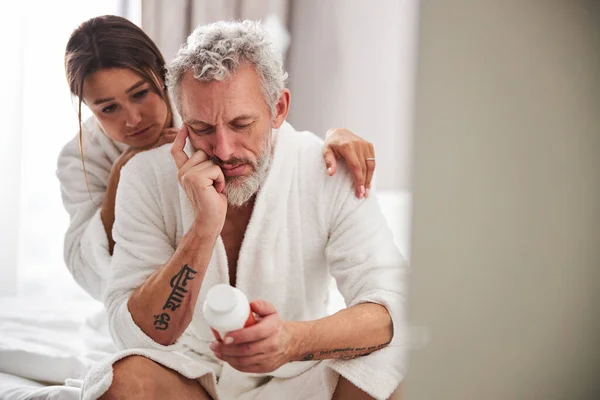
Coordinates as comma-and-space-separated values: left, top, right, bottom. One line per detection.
210, 130, 275, 207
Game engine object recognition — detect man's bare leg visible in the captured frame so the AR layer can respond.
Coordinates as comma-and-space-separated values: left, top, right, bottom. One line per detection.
99, 355, 213, 400
389, 383, 403, 400
332, 376, 375, 400
332, 377, 402, 400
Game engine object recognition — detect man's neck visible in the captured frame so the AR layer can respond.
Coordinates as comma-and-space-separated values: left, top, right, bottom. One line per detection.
225, 196, 256, 225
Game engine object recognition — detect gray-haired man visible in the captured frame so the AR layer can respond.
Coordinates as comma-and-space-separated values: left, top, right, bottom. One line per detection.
83, 20, 407, 400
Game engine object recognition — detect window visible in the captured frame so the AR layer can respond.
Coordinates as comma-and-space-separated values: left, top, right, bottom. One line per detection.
0, 0, 140, 297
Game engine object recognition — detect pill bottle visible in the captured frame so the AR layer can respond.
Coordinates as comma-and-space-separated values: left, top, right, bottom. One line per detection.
203, 284, 256, 340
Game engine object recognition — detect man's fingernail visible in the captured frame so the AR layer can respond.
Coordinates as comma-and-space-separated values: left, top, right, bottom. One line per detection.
360, 185, 365, 197
365, 188, 370, 197
327, 167, 332, 175
224, 337, 234, 344
209, 342, 217, 351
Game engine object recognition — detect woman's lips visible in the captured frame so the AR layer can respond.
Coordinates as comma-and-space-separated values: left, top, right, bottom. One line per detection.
221, 163, 251, 177
129, 126, 151, 137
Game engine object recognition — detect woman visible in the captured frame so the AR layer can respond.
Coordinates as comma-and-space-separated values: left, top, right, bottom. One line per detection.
57, 15, 376, 302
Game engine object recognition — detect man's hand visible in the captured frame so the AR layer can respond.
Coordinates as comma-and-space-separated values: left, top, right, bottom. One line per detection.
171, 124, 228, 238
322, 128, 376, 199
209, 300, 300, 373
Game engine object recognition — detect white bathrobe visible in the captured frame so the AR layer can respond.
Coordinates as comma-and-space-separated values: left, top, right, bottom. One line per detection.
83, 122, 408, 400
56, 112, 182, 301
56, 116, 127, 301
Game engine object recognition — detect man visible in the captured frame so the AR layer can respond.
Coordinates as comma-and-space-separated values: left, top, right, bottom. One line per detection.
83, 20, 407, 400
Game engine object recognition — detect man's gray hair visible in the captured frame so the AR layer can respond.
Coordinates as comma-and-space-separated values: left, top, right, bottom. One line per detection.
167, 20, 288, 116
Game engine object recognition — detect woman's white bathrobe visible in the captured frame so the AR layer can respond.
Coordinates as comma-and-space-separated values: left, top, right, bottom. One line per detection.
56, 116, 128, 301
57, 113, 182, 301
82, 122, 408, 400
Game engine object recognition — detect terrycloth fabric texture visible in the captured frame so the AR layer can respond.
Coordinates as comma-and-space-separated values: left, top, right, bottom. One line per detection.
56, 116, 126, 301
87, 122, 408, 400
56, 109, 183, 301
80, 346, 339, 400
80, 346, 220, 400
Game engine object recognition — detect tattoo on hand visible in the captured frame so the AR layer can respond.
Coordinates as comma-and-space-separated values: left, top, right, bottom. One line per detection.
153, 264, 198, 331
300, 353, 314, 361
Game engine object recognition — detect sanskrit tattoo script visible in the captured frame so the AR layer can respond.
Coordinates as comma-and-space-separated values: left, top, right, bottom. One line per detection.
299, 341, 391, 361
153, 265, 197, 331
163, 264, 197, 311
153, 313, 170, 330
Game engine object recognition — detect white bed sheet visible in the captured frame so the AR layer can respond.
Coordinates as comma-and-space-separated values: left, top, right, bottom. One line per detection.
0, 373, 79, 400
0, 288, 114, 399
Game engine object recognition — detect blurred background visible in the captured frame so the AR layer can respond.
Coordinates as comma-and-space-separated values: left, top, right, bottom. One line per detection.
0, 0, 416, 295
1, 0, 599, 399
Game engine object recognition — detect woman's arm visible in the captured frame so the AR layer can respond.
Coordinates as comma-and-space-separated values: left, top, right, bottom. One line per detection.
56, 127, 118, 301
101, 129, 179, 254
57, 122, 179, 299
100, 163, 120, 255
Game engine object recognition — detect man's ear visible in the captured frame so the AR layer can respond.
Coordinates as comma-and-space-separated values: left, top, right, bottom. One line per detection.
272, 89, 291, 129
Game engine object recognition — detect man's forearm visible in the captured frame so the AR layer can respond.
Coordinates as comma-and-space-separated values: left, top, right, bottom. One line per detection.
127, 225, 217, 346
291, 302, 393, 361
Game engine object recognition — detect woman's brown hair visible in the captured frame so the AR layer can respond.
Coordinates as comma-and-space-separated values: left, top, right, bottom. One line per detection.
64, 15, 173, 196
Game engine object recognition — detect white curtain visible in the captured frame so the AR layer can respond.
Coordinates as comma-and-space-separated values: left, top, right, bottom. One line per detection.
0, 0, 136, 296
0, 5, 25, 296
286, 0, 418, 191
141, 0, 290, 63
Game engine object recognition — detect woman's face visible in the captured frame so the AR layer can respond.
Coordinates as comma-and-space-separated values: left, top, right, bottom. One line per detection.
82, 67, 169, 148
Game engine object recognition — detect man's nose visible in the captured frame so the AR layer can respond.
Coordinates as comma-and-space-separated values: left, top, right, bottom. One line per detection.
124, 105, 142, 128
212, 128, 235, 161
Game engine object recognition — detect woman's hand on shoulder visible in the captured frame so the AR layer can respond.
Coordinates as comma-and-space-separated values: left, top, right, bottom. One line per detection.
322, 128, 376, 199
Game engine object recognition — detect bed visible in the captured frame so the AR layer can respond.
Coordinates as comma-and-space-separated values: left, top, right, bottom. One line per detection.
0, 190, 412, 399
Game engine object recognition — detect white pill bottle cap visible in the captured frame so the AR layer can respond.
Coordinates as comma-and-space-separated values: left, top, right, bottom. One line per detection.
203, 284, 254, 339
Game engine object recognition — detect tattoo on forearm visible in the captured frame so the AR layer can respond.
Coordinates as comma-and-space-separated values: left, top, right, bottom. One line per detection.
299, 341, 391, 361
153, 264, 198, 331
153, 313, 170, 330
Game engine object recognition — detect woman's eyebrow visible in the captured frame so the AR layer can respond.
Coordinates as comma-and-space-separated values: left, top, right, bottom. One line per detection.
93, 80, 147, 105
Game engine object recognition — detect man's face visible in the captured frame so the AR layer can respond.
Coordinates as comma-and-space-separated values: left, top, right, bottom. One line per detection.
179, 64, 277, 207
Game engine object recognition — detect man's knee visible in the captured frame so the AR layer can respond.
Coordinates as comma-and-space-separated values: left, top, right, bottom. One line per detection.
100, 355, 162, 399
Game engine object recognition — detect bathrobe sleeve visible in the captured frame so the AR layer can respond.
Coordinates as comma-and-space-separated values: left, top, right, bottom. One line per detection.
56, 118, 123, 301
323, 164, 409, 400
103, 146, 183, 351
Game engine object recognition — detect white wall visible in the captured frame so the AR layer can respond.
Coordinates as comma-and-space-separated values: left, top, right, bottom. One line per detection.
286, 0, 419, 191
405, 1, 600, 399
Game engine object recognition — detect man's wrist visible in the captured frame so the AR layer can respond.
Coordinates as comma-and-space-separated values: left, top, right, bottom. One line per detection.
186, 219, 221, 247
286, 320, 314, 362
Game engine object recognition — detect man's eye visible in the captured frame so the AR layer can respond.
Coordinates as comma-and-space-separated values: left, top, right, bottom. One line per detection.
102, 104, 117, 113
133, 89, 149, 99
192, 127, 213, 135
234, 122, 252, 129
